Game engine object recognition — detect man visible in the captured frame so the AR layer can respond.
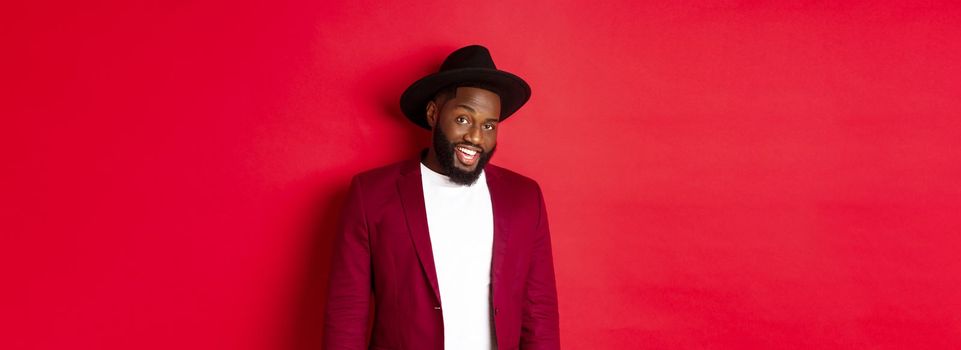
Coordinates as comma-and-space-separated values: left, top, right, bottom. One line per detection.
324, 45, 560, 350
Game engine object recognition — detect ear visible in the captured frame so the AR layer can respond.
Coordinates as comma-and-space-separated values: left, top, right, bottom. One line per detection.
425, 100, 439, 129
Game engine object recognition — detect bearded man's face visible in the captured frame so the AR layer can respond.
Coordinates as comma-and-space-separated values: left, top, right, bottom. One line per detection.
426, 86, 501, 186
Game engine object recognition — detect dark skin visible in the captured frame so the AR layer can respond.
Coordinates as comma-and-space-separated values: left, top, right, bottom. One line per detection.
422, 87, 501, 175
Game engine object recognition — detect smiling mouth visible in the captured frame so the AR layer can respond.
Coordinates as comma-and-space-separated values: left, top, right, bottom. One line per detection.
454, 145, 481, 166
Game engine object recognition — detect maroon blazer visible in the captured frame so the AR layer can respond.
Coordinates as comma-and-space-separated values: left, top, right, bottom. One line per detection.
324, 157, 560, 350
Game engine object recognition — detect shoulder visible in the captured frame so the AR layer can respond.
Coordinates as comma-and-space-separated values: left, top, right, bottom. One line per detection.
485, 163, 543, 195
347, 159, 416, 194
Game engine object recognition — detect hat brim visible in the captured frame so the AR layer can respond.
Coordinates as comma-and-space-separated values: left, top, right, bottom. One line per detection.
400, 67, 531, 130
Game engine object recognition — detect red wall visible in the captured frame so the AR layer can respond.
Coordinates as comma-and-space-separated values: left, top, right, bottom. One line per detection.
4, 1, 961, 349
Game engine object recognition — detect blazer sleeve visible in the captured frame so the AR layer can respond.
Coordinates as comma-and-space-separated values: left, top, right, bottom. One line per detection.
324, 176, 372, 349
520, 185, 561, 349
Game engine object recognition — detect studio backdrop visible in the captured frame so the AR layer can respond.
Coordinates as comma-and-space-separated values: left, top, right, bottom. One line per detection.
4, 1, 961, 349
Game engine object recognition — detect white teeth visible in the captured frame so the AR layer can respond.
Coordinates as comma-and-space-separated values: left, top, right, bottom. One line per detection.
457, 147, 478, 156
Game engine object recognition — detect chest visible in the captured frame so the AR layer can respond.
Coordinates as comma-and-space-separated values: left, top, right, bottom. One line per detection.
422, 186, 494, 265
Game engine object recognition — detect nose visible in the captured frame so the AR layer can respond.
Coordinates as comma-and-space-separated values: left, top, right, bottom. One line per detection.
464, 124, 482, 145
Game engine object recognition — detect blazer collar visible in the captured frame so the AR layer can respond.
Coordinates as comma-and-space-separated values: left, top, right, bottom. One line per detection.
396, 157, 440, 303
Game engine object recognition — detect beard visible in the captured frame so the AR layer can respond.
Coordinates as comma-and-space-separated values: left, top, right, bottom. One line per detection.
432, 126, 496, 186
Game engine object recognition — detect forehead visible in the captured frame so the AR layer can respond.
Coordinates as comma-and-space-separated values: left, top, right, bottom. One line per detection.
446, 87, 501, 114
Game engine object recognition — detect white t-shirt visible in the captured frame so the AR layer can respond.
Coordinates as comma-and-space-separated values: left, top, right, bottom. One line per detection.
420, 163, 496, 349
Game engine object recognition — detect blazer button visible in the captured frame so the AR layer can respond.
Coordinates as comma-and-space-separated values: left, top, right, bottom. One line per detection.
494, 308, 499, 316
433, 306, 441, 310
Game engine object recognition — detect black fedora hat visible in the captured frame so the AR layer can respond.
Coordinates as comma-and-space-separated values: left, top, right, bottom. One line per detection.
400, 45, 531, 130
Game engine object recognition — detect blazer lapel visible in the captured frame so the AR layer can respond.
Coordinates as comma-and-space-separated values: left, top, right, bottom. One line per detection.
396, 159, 441, 303
486, 165, 513, 288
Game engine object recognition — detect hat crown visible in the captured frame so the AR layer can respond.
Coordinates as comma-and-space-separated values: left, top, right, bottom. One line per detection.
439, 45, 497, 72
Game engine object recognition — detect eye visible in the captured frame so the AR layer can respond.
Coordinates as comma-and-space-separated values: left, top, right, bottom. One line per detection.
483, 123, 496, 130
455, 116, 469, 124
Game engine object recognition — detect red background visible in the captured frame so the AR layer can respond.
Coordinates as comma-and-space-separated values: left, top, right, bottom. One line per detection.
4, 1, 961, 349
